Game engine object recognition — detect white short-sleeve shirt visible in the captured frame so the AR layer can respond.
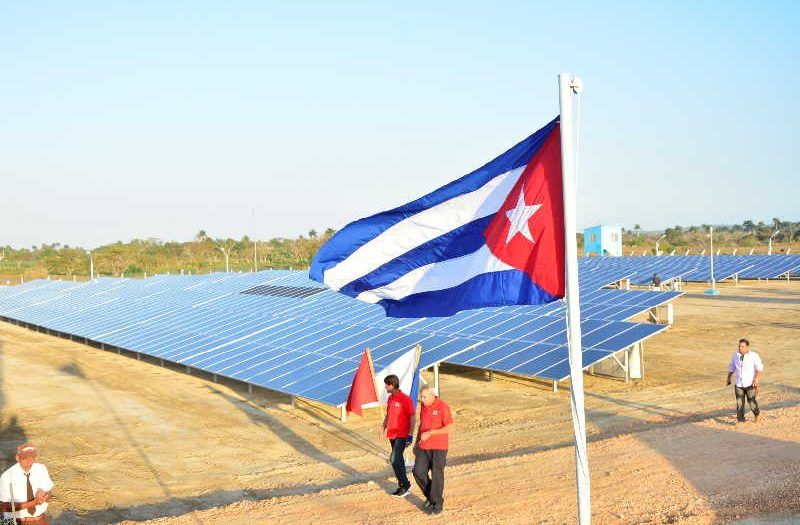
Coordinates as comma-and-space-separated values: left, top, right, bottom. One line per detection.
728, 350, 764, 388
0, 462, 54, 518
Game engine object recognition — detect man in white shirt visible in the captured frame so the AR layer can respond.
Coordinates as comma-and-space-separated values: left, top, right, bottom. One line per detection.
726, 338, 764, 423
0, 443, 53, 524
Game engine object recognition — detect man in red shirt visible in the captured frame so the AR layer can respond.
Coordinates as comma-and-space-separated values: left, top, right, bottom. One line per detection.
413, 385, 453, 515
381, 374, 415, 497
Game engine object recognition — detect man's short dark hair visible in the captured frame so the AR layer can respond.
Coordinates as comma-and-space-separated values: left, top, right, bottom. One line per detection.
384, 374, 400, 389
739, 338, 750, 346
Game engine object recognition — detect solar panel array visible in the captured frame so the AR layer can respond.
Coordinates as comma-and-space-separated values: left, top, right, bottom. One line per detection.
580, 254, 800, 284
0, 269, 681, 406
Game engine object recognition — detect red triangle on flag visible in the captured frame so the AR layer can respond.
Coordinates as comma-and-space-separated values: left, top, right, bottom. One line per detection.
346, 348, 379, 416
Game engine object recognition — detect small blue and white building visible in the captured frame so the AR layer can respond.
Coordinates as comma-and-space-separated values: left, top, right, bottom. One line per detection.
583, 225, 623, 257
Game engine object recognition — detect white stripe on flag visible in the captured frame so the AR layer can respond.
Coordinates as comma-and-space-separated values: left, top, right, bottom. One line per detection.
323, 166, 525, 290
356, 245, 513, 303
375, 347, 418, 405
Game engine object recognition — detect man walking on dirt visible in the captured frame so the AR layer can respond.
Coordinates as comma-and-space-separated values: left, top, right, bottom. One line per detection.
726, 338, 764, 423
381, 374, 415, 497
413, 386, 453, 515
0, 443, 54, 524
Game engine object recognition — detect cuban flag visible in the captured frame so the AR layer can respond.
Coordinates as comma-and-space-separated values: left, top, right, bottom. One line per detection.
310, 117, 565, 318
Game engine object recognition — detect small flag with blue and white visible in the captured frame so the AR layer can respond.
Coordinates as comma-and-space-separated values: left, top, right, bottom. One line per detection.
310, 118, 565, 318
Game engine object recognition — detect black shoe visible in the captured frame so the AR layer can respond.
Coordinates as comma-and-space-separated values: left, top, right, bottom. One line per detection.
428, 505, 443, 515
423, 499, 433, 508
392, 485, 411, 497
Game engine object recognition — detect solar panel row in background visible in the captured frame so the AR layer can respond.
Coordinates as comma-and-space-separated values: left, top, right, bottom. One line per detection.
580, 254, 800, 284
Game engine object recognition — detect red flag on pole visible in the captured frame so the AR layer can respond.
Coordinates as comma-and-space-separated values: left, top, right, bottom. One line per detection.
346, 348, 379, 416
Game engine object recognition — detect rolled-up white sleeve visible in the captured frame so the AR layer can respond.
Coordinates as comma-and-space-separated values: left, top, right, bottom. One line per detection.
0, 472, 9, 502
35, 466, 54, 492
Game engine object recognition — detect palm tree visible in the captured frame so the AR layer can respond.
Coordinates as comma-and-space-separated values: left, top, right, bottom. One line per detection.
634, 224, 641, 237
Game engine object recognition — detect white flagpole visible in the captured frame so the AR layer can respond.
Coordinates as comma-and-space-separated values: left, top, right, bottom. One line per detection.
558, 72, 591, 525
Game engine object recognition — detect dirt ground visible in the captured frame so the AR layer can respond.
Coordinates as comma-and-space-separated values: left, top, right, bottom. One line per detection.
1, 280, 798, 524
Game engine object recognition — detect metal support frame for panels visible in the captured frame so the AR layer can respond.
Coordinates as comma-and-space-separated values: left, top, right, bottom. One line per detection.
636, 341, 644, 379
625, 348, 630, 383
340, 405, 347, 423
433, 362, 440, 395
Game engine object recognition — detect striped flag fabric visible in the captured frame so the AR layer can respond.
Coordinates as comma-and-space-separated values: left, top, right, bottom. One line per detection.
310, 117, 565, 318
374, 345, 421, 408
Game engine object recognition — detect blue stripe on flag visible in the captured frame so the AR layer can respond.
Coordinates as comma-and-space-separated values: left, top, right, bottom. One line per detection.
338, 215, 493, 297
377, 269, 559, 318
409, 366, 420, 411
309, 118, 559, 282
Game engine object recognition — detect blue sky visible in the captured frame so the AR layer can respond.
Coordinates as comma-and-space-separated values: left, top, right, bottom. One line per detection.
1, 1, 797, 248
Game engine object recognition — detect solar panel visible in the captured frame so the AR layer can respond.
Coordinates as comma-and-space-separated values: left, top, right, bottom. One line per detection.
0, 269, 681, 406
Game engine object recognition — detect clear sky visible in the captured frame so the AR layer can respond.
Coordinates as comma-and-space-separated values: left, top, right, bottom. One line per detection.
1, 1, 797, 249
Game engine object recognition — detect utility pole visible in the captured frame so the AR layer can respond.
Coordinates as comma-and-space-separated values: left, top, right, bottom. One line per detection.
655, 234, 666, 256
252, 208, 258, 272
217, 245, 231, 272
86, 250, 94, 280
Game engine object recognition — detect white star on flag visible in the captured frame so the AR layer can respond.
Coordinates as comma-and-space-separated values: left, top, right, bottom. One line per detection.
505, 188, 542, 244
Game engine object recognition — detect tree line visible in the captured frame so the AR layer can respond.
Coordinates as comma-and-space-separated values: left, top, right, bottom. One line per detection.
0, 229, 335, 283
1, 219, 797, 283
619, 218, 799, 256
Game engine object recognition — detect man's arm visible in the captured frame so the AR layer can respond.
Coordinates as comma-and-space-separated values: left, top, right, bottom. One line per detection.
753, 354, 764, 388
380, 414, 388, 439
726, 371, 733, 386
0, 497, 41, 513
420, 422, 453, 442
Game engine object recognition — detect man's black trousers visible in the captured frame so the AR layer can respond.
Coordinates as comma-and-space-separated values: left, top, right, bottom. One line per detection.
735, 385, 760, 421
413, 448, 448, 509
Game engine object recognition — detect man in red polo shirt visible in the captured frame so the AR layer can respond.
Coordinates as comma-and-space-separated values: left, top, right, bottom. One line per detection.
413, 385, 453, 515
381, 374, 415, 497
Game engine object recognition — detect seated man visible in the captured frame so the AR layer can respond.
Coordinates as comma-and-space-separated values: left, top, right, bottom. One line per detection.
0, 443, 53, 525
